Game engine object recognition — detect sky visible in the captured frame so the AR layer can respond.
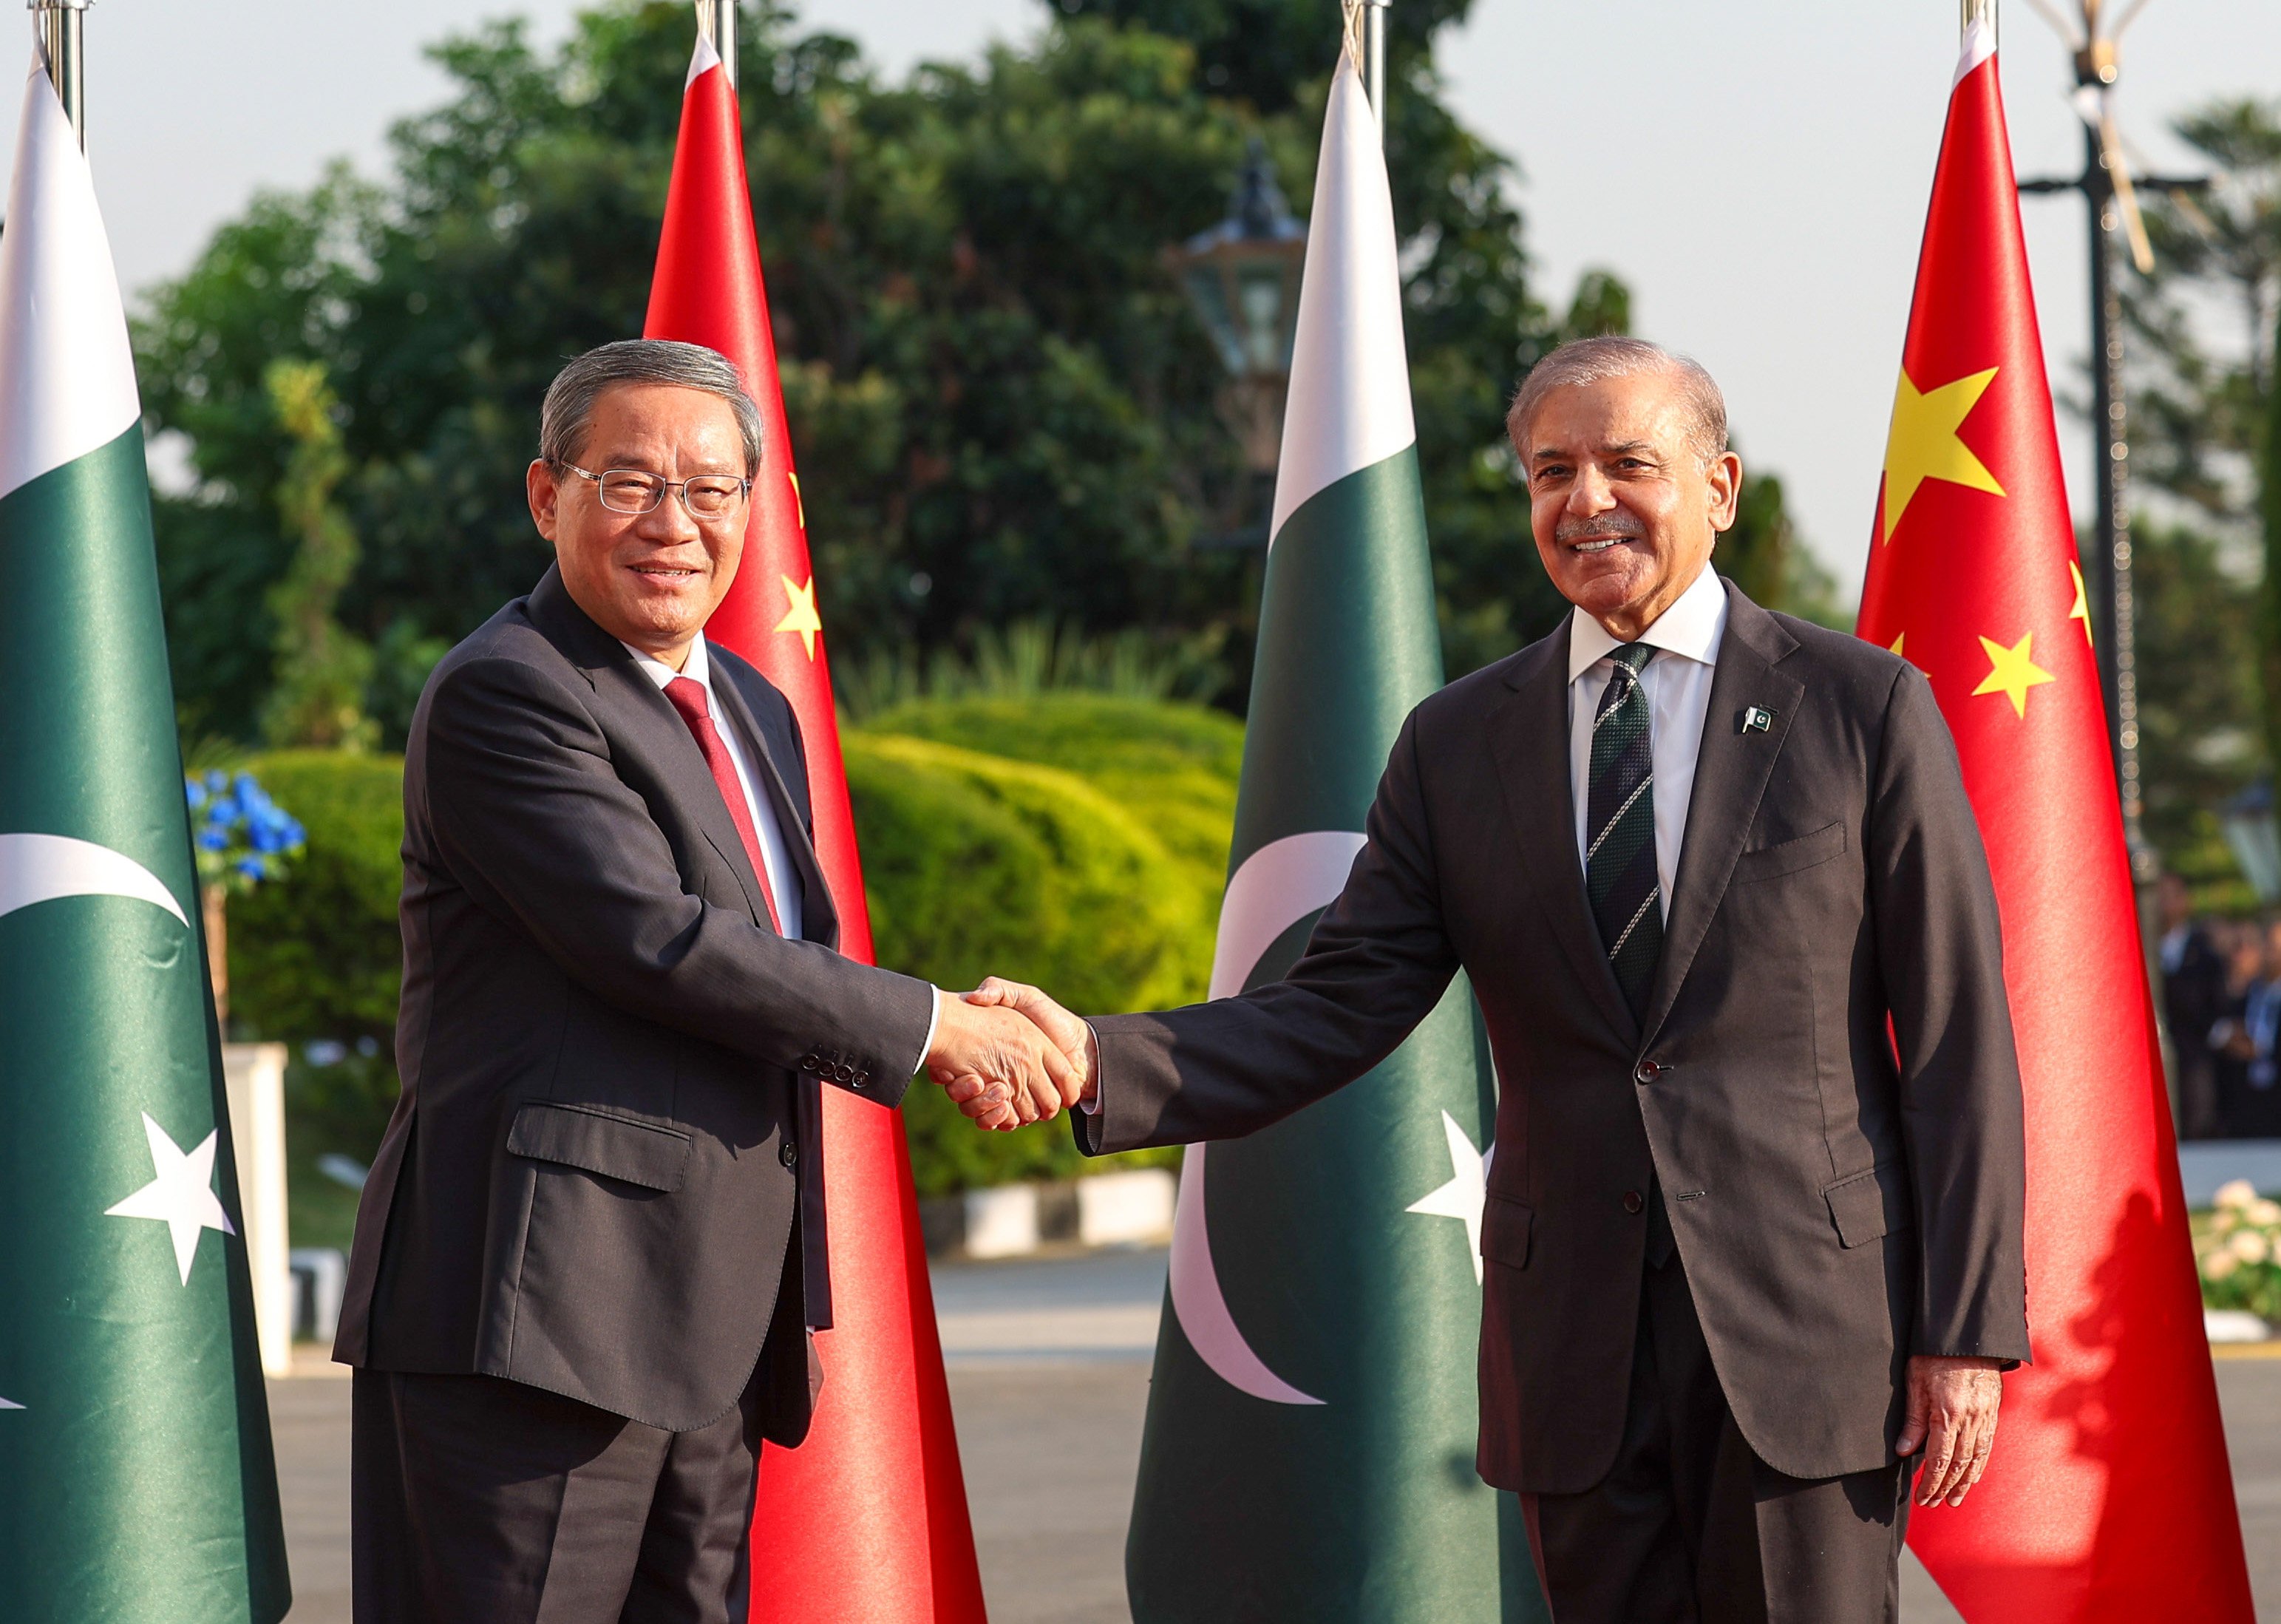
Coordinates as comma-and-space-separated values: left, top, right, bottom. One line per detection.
13, 0, 2280, 595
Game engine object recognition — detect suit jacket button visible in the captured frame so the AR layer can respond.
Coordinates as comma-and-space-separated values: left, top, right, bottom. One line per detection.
780, 1141, 799, 1168
1622, 1189, 1645, 1214
1634, 1060, 1659, 1084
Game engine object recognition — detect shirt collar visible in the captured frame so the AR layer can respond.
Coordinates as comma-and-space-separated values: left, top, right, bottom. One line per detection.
622, 634, 711, 694
1566, 565, 1729, 683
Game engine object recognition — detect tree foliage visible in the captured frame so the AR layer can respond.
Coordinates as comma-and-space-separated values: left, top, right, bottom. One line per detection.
137, 0, 1815, 742
2119, 96, 2281, 866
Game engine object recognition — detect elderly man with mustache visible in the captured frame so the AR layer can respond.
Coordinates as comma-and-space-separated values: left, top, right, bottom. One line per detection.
956, 336, 2029, 1623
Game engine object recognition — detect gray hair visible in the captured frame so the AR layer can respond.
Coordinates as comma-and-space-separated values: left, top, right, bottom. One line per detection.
1505, 336, 1729, 469
539, 339, 765, 475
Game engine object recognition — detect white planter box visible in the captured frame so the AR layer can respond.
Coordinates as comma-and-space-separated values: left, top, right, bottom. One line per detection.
962, 1184, 1040, 1259
1077, 1169, 1175, 1246
222, 1042, 292, 1377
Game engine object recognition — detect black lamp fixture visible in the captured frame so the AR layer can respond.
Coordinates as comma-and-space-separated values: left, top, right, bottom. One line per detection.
1169, 139, 1307, 477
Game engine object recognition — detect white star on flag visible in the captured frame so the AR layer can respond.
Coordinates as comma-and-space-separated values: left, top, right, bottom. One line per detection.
104, 1112, 234, 1285
1406, 1110, 1490, 1284
0, 1396, 20, 1411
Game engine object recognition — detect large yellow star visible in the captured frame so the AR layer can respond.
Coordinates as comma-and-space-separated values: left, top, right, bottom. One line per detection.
1880, 364, 2006, 542
2069, 560, 2095, 649
1971, 631, 2055, 718
775, 574, 823, 660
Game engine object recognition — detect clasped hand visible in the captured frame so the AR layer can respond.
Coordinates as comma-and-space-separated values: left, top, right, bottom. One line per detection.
922, 979, 1094, 1132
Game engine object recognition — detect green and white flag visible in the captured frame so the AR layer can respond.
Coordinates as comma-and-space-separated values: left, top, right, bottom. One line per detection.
1126, 50, 1545, 1623
0, 50, 290, 1622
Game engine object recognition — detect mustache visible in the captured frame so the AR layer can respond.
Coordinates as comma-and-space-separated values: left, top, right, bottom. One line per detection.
1554, 513, 1647, 545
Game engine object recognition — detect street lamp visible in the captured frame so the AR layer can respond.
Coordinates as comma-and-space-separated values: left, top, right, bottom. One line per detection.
1171, 140, 1307, 483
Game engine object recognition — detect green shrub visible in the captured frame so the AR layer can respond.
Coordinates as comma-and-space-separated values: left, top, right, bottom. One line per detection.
860, 693, 1241, 896
228, 750, 405, 1047
845, 725, 1223, 1195
844, 732, 1213, 1013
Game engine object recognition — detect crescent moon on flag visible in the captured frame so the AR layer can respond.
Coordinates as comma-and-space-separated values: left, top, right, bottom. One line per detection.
1168, 829, 1366, 1407
0, 833, 188, 928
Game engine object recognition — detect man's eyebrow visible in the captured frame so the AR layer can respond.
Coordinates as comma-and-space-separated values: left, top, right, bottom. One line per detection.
1529, 439, 1659, 463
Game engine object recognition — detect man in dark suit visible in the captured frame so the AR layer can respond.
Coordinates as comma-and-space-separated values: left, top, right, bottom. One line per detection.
956, 338, 2030, 1621
336, 339, 1078, 1623
2157, 871, 2226, 1138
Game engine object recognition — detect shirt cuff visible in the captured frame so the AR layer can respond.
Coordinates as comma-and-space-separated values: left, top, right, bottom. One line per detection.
1078, 1019, 1101, 1115
911, 985, 942, 1078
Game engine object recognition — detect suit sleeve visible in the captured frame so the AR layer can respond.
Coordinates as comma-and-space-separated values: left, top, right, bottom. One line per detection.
1867, 664, 2032, 1364
421, 654, 936, 1104
1076, 710, 1461, 1155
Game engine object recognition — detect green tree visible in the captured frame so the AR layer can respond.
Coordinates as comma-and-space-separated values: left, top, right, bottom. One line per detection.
2119, 96, 2281, 866
259, 359, 378, 750
135, 0, 1818, 738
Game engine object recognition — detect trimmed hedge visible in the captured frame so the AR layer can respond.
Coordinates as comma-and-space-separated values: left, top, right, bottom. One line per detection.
843, 731, 1214, 1013
228, 750, 406, 1047
863, 693, 1240, 902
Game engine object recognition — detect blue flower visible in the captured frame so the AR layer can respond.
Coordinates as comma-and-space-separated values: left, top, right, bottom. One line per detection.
195, 828, 228, 852
184, 777, 208, 810
235, 857, 266, 881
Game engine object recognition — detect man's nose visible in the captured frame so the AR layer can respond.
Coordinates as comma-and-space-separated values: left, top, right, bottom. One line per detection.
637, 489, 701, 543
1566, 463, 1616, 516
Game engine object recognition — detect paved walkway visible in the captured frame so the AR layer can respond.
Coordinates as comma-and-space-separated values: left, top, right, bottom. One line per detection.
275, 1248, 2281, 1621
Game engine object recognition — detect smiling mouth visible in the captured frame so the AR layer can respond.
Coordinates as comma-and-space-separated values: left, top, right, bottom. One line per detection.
629, 563, 703, 582
1569, 537, 1631, 556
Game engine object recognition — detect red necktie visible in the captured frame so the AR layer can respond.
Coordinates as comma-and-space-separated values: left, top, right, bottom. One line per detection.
664, 675, 783, 934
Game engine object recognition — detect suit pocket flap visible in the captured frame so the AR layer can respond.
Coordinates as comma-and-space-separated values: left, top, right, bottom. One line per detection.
1823, 1163, 1912, 1248
507, 1101, 693, 1193
1731, 821, 1846, 884
1481, 1193, 1534, 1269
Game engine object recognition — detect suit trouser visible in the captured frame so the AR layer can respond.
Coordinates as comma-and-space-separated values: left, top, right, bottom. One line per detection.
350, 1241, 809, 1624
1524, 1253, 1915, 1624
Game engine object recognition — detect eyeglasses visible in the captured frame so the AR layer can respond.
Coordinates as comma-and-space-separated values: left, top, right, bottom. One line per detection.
560, 462, 752, 521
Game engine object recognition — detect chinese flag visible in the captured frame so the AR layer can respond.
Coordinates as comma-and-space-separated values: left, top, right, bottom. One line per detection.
644, 30, 988, 1623
1857, 21, 2251, 1620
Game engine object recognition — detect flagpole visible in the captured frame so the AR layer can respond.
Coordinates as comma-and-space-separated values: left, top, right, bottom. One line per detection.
1359, 0, 1389, 138
1959, 0, 1996, 45
693, 0, 737, 90
30, 0, 87, 146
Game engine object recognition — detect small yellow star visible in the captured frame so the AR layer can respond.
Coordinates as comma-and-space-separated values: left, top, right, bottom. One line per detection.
1889, 632, 1906, 657
1880, 364, 2006, 542
787, 471, 806, 529
775, 574, 823, 660
2069, 560, 2094, 649
1971, 631, 2055, 718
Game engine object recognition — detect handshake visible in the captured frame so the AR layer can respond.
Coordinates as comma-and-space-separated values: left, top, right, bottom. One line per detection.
922, 978, 1095, 1132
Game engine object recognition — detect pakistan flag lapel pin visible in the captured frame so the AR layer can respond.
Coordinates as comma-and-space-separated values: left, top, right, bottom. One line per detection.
1740, 705, 1774, 735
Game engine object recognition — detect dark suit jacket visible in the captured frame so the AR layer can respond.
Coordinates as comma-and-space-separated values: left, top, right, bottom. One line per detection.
1078, 583, 2030, 1493
334, 566, 936, 1439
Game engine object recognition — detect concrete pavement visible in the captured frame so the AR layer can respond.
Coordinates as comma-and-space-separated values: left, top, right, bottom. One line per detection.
273, 1247, 2281, 1621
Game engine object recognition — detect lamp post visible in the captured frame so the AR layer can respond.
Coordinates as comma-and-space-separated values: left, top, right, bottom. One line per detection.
1169, 140, 1306, 544
2016, 0, 2210, 884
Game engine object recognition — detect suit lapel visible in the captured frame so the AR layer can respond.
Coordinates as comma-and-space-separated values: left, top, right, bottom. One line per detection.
709, 673, 840, 948
1489, 636, 1636, 1047
1639, 586, 1804, 1044
525, 568, 814, 941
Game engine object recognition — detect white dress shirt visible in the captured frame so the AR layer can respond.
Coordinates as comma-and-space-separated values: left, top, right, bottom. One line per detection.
1566, 565, 1730, 921
623, 634, 803, 940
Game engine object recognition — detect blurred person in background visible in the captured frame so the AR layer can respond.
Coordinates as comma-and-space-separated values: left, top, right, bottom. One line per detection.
2210, 920, 2281, 1139
2156, 872, 2225, 1139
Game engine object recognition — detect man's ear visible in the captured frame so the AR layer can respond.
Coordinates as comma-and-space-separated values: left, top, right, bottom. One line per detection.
1707, 449, 1744, 534
528, 458, 562, 541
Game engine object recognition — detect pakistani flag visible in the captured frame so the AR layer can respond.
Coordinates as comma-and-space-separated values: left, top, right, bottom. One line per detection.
1125, 54, 1545, 1623
0, 52, 289, 1622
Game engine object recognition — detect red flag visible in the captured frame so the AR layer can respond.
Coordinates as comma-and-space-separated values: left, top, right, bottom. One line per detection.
643, 33, 988, 1623
1857, 22, 2251, 1620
